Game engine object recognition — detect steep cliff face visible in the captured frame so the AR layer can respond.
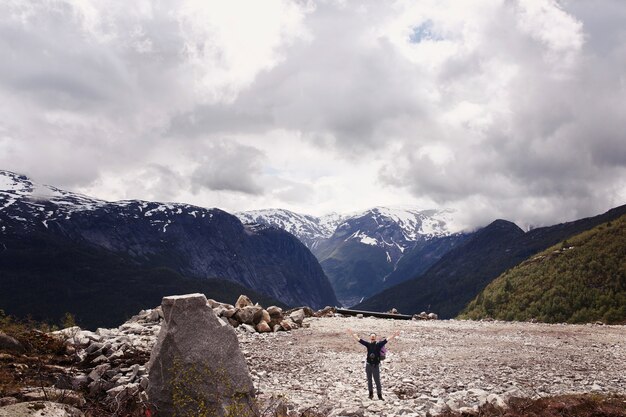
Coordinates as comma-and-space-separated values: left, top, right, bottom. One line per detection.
0, 170, 338, 316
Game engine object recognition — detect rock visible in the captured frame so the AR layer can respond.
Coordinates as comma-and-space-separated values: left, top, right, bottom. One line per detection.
289, 309, 306, 325
256, 321, 271, 333
0, 401, 84, 417
0, 398, 17, 407
486, 393, 506, 408
228, 318, 240, 327
458, 406, 478, 416
71, 375, 89, 390
0, 330, 24, 353
207, 299, 221, 308
235, 294, 254, 309
387, 308, 399, 314
235, 306, 264, 325
222, 308, 238, 319
146, 293, 256, 417
266, 306, 283, 317
87, 364, 111, 382
272, 324, 283, 332
428, 313, 439, 320
315, 306, 336, 317
20, 388, 86, 407
337, 406, 365, 416
261, 309, 271, 324
240, 324, 256, 333
356, 314, 364, 319
280, 320, 292, 331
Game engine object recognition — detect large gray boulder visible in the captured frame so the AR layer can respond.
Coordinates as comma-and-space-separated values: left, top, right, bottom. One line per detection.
146, 294, 256, 417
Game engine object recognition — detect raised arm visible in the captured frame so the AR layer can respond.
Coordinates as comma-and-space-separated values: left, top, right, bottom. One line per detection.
384, 330, 401, 344
346, 328, 360, 343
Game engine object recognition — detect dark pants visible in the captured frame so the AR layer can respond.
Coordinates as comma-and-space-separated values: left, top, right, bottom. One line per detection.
365, 363, 381, 396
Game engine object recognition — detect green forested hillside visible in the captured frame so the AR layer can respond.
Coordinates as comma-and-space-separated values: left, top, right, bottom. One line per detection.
460, 214, 626, 324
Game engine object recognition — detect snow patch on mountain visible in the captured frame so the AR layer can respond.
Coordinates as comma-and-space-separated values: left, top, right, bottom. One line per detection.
0, 170, 220, 234
236, 206, 461, 259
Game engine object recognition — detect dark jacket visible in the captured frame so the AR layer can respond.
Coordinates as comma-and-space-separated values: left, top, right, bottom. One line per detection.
359, 338, 387, 365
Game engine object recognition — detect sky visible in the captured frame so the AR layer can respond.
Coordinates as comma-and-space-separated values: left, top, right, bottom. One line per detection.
1, 0, 625, 230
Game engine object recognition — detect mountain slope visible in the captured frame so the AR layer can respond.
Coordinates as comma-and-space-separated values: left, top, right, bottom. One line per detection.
0, 170, 338, 312
460, 214, 626, 324
0, 230, 287, 329
381, 233, 470, 290
355, 204, 626, 317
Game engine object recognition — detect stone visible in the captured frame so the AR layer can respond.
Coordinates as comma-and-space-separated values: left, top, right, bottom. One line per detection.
0, 330, 24, 353
206, 299, 221, 308
266, 306, 283, 317
20, 388, 85, 407
428, 313, 439, 320
88, 364, 111, 381
235, 306, 264, 325
458, 406, 478, 416
280, 320, 292, 331
235, 294, 254, 309
212, 306, 228, 317
222, 308, 238, 319
0, 398, 17, 407
315, 306, 336, 317
356, 314, 364, 319
486, 394, 506, 408
146, 293, 256, 417
256, 321, 271, 333
0, 401, 84, 417
240, 324, 256, 333
261, 309, 271, 324
289, 309, 306, 325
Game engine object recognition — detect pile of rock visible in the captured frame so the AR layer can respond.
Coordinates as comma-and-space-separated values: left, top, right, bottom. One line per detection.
210, 295, 335, 333
412, 311, 439, 320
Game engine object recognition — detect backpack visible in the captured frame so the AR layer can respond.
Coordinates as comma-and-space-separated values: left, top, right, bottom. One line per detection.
379, 344, 387, 361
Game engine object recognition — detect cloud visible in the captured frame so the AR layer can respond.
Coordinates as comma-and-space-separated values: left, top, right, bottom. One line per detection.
0, 0, 625, 228
191, 141, 266, 195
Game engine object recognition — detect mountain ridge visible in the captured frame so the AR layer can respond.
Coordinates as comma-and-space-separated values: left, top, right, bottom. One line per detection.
355, 204, 626, 317
0, 170, 339, 316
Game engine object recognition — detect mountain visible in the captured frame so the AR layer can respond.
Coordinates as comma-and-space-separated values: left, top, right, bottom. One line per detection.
0, 230, 287, 329
237, 207, 460, 306
460, 214, 626, 324
235, 208, 346, 249
355, 204, 626, 318
0, 170, 338, 324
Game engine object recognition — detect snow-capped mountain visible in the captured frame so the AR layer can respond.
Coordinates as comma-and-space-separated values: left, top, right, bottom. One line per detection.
237, 206, 458, 261
0, 170, 338, 317
235, 209, 348, 248
236, 206, 463, 307
0, 170, 215, 233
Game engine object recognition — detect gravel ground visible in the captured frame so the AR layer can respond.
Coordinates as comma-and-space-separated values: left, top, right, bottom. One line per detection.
238, 316, 626, 417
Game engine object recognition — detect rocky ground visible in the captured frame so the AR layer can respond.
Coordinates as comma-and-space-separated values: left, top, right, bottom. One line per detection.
3, 307, 626, 416
240, 316, 626, 417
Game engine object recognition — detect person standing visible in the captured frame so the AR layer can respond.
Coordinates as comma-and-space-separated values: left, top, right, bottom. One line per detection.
347, 328, 400, 400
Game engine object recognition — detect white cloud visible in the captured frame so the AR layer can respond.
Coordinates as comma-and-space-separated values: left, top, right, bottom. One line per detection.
0, 0, 624, 229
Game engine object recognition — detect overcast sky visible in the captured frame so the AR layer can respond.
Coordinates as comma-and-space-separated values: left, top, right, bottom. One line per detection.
1, 0, 625, 230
